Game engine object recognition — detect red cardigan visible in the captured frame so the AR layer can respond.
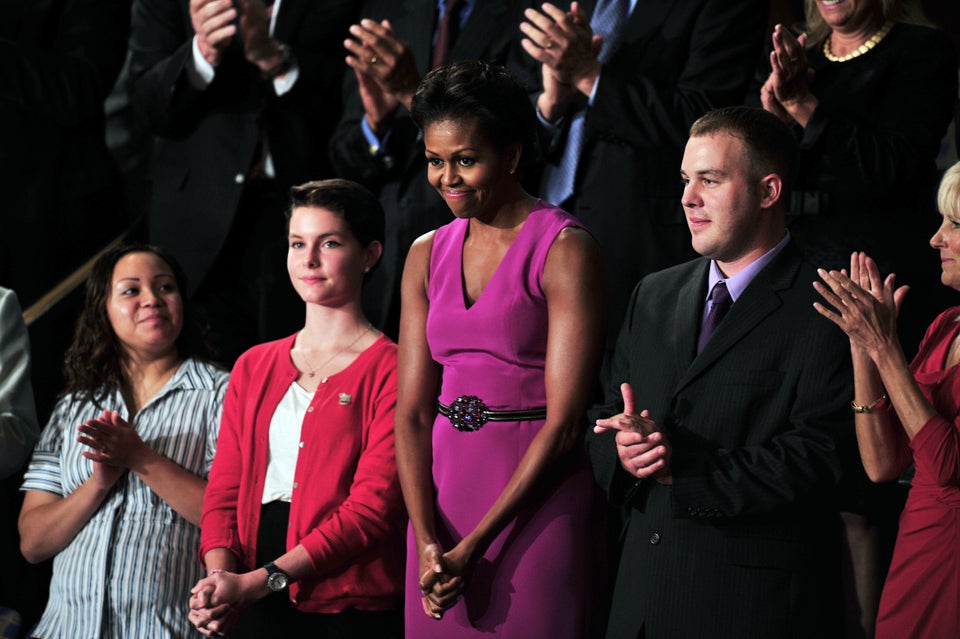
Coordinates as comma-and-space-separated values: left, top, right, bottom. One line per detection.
200, 333, 405, 612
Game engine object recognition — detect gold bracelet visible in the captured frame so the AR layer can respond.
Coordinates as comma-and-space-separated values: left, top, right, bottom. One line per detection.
851, 394, 887, 414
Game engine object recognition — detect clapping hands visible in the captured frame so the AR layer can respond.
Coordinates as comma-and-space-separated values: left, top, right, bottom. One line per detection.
594, 383, 672, 484
813, 252, 908, 358
760, 24, 817, 127
344, 18, 420, 133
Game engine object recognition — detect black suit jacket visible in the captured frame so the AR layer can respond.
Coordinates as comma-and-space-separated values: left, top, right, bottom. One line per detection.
328, 0, 537, 336
0, 0, 129, 305
586, 243, 852, 639
543, 0, 768, 348
129, 0, 357, 294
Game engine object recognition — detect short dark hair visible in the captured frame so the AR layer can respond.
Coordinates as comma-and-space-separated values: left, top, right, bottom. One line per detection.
411, 60, 539, 173
690, 106, 799, 196
62, 242, 200, 406
287, 178, 385, 247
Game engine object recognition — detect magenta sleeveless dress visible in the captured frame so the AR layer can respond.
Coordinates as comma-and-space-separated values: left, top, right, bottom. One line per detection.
404, 202, 595, 638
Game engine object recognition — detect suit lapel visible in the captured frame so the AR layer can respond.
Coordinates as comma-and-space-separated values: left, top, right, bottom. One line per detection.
273, 0, 306, 42
452, 0, 508, 60
399, 0, 435, 77
675, 245, 801, 393
673, 260, 708, 374
620, 0, 676, 44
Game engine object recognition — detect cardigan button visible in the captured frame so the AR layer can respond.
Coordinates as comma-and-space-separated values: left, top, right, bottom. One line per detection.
299, 441, 304, 448
307, 406, 314, 413
293, 482, 299, 489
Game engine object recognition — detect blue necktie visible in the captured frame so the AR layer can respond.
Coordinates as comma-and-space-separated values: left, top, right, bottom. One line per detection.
541, 0, 629, 206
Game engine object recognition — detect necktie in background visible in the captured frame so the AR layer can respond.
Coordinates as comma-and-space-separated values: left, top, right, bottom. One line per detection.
432, 0, 464, 69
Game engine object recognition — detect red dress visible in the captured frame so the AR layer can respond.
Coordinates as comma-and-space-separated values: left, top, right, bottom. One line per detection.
875, 308, 960, 638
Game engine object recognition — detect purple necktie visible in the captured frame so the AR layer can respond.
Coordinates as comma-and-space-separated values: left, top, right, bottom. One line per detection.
697, 280, 732, 353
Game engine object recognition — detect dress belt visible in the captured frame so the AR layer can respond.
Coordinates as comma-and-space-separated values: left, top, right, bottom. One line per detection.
437, 395, 547, 432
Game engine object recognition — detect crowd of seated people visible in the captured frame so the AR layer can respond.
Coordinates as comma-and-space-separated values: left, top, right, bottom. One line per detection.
2, 0, 958, 637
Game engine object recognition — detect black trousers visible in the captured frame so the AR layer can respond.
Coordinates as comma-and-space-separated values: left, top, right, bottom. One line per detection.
229, 501, 401, 639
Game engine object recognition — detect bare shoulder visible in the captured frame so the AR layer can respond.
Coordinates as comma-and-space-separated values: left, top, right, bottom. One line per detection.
544, 226, 603, 279
543, 227, 604, 298
406, 230, 436, 268
402, 229, 437, 283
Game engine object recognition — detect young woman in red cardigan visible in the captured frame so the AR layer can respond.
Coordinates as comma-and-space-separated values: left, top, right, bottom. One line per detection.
188, 179, 405, 638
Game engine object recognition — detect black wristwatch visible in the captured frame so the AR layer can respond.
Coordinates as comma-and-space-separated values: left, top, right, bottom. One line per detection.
263, 562, 290, 592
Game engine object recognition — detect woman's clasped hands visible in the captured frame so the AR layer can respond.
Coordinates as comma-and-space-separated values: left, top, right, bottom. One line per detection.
418, 542, 472, 620
188, 571, 251, 638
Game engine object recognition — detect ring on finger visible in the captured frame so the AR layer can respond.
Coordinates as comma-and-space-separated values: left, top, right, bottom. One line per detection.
369, 55, 378, 64
544, 39, 554, 49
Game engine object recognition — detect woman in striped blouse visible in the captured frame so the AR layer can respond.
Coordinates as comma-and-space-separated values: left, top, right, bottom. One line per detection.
18, 242, 228, 639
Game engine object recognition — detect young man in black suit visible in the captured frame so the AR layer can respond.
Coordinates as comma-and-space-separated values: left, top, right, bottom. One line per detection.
586, 106, 852, 639
521, 0, 768, 362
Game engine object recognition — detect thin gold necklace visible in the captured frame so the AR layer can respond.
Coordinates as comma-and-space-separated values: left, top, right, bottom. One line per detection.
297, 322, 373, 379
823, 21, 893, 63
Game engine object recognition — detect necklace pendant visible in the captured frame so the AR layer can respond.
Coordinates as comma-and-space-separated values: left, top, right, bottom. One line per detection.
307, 371, 315, 378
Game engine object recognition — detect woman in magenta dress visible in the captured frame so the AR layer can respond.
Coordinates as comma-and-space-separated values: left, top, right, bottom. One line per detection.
814, 161, 960, 639
394, 61, 605, 638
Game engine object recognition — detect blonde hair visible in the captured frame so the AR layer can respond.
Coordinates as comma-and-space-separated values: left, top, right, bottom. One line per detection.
802, 0, 905, 47
938, 162, 960, 220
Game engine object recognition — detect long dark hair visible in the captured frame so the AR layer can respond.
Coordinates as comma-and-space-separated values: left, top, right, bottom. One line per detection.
62, 242, 199, 406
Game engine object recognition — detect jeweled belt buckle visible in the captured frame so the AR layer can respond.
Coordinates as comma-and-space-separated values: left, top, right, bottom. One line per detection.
446, 395, 487, 432
438, 396, 548, 432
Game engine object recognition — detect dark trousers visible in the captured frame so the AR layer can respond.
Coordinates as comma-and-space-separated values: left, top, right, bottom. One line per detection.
229, 501, 402, 639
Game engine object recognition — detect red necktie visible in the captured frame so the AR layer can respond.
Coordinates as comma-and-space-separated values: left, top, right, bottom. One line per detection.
431, 0, 464, 69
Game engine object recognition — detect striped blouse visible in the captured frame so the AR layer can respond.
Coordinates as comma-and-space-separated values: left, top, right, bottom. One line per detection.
21, 358, 228, 639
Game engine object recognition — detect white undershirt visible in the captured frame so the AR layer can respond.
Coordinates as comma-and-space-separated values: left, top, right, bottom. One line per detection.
261, 381, 311, 504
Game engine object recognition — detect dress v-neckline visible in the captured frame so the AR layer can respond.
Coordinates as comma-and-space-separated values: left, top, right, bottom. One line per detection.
457, 208, 535, 310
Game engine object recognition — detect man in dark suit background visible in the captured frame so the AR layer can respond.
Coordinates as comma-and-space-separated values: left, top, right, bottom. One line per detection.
521, 0, 767, 361
586, 107, 851, 639
129, 0, 357, 365
329, 0, 537, 338
1, 0, 129, 308
2, 3, 129, 630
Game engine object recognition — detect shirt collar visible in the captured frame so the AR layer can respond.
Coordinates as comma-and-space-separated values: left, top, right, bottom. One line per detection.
706, 231, 791, 303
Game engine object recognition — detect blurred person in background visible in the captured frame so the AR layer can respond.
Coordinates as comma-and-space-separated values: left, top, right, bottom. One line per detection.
128, 0, 358, 367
